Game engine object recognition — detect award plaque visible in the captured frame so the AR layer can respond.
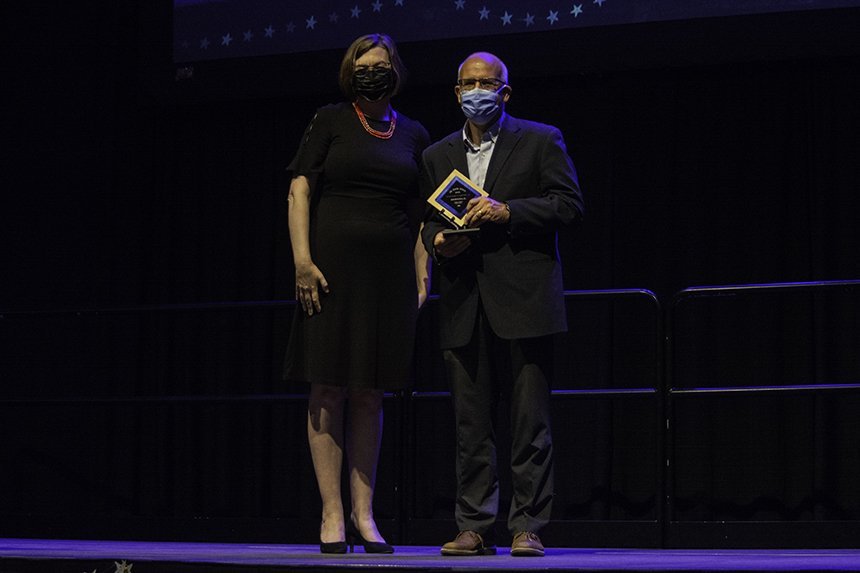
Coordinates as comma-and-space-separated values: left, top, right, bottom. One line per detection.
442, 227, 480, 239
427, 169, 488, 228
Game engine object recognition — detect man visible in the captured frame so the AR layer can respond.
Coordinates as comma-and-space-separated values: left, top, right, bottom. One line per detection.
420, 52, 584, 557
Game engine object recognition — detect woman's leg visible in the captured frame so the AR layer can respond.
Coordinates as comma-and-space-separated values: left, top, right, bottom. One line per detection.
308, 383, 348, 543
346, 387, 386, 542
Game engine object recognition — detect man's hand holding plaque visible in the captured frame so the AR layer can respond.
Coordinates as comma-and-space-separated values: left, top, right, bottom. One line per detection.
462, 196, 511, 227
427, 169, 511, 259
427, 169, 489, 229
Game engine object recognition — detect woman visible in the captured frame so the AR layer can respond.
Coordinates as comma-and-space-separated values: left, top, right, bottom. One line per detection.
284, 34, 430, 554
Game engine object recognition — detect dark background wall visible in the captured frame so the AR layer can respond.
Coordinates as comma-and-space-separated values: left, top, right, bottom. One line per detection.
2, 1, 859, 548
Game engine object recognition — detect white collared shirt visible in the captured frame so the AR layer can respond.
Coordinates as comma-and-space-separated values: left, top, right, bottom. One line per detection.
462, 113, 505, 189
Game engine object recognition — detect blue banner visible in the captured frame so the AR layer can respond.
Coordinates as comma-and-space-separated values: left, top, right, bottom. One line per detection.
174, 0, 860, 62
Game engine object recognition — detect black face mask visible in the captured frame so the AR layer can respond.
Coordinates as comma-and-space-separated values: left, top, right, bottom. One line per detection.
352, 67, 394, 102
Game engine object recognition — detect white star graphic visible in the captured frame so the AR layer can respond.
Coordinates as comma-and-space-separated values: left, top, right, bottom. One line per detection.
243, 30, 253, 42
546, 10, 559, 24
200, 37, 210, 49
455, 0, 466, 10
500, 11, 512, 25
329, 12, 338, 22
351, 5, 361, 18
372, 0, 383, 12
571, 4, 583, 17
395, 0, 405, 5
221, 33, 232, 46
306, 15, 317, 29
287, 21, 296, 32
479, 6, 490, 19
522, 12, 534, 26
593, 0, 605, 6
264, 25, 274, 38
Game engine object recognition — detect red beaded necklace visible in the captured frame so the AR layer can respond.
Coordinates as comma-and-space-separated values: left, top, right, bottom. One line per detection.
352, 102, 396, 139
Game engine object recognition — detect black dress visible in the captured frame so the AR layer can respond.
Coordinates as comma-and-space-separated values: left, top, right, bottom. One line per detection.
284, 102, 430, 390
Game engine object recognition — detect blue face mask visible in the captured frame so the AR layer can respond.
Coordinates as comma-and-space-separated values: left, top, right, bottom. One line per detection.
460, 87, 503, 125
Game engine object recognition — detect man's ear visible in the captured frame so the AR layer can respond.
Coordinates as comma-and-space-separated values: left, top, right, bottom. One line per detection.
501, 85, 512, 103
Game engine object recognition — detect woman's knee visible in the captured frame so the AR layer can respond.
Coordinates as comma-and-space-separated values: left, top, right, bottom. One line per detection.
348, 388, 384, 411
309, 383, 348, 409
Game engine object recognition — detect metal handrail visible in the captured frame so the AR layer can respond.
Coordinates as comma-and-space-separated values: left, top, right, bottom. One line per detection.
673, 279, 860, 301
0, 299, 299, 318
0, 289, 659, 316
412, 388, 658, 399
671, 383, 860, 395
668, 279, 860, 394
410, 287, 662, 398
664, 279, 860, 535
566, 287, 660, 301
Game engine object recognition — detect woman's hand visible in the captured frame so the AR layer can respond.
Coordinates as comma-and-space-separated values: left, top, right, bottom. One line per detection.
415, 224, 431, 310
288, 175, 327, 316
295, 261, 329, 315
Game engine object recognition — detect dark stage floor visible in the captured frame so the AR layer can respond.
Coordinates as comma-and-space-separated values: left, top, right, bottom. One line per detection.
2, 538, 860, 573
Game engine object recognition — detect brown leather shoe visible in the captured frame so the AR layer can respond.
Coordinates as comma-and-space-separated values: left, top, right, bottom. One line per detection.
440, 531, 497, 556
510, 531, 545, 556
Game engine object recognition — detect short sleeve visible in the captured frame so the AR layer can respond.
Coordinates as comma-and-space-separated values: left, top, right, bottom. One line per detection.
286, 105, 336, 177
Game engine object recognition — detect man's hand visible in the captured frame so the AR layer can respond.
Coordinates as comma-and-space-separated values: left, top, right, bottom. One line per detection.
433, 231, 472, 259
462, 197, 510, 228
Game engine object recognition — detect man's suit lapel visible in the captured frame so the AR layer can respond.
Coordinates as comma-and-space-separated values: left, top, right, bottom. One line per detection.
444, 132, 469, 177
484, 115, 523, 195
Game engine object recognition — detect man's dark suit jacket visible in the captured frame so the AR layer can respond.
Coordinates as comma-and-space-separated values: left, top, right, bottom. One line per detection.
421, 113, 584, 349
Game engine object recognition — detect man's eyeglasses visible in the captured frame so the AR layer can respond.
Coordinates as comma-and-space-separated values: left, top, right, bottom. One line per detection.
457, 77, 505, 91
